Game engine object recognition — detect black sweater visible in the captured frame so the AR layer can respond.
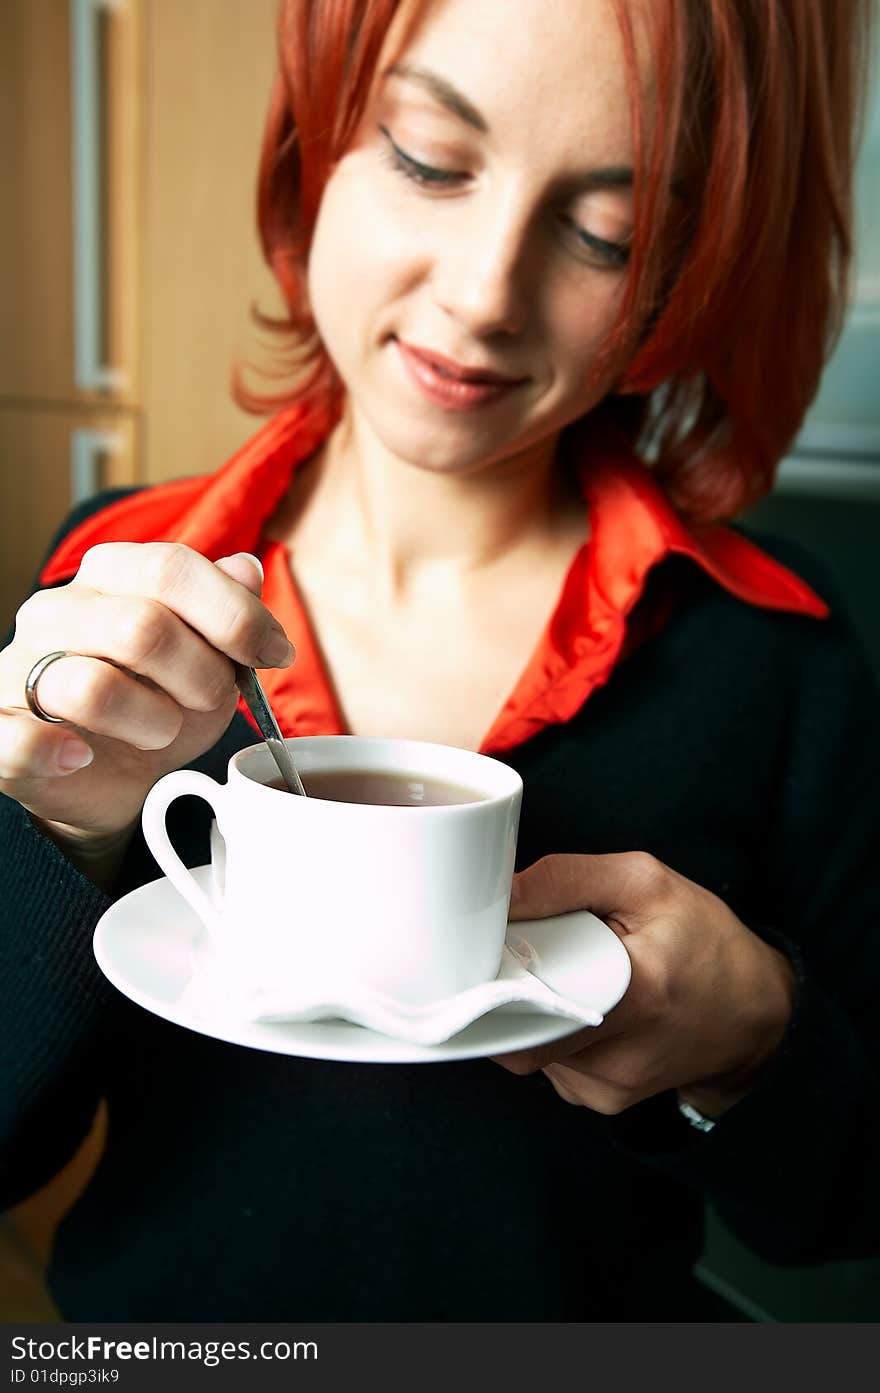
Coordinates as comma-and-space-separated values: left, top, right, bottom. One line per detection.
2, 493, 879, 1320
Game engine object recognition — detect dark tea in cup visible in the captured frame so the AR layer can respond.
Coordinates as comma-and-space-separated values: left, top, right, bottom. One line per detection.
267, 768, 488, 806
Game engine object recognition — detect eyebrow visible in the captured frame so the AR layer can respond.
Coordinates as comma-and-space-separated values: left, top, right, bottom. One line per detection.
382, 63, 635, 195
383, 63, 489, 133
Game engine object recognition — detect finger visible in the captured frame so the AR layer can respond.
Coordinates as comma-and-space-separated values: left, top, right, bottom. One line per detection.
491, 1023, 599, 1076
9, 654, 186, 751
6, 588, 237, 715
541, 1063, 631, 1114
491, 980, 645, 1076
509, 851, 676, 925
74, 542, 294, 668
542, 1063, 588, 1106
214, 552, 266, 597
0, 707, 94, 780
547, 1047, 657, 1113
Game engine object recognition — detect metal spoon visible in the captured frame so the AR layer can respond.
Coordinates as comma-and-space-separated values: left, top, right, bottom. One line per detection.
234, 664, 308, 796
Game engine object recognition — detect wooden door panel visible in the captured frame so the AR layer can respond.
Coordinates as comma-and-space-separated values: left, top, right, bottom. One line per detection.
0, 0, 139, 406
0, 403, 139, 631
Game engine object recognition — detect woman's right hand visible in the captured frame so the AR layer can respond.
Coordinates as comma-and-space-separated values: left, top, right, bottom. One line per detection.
0, 544, 293, 862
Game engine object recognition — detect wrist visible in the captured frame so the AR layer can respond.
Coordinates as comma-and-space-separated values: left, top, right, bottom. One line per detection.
31, 815, 138, 892
681, 941, 796, 1120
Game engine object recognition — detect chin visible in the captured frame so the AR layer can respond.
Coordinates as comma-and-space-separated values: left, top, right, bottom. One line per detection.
389, 432, 515, 478
364, 407, 513, 476
384, 440, 485, 477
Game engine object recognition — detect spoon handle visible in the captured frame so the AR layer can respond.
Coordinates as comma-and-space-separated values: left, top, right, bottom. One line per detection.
234, 664, 308, 797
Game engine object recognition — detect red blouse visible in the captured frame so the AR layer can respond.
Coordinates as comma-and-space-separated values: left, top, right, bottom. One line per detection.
41, 402, 827, 755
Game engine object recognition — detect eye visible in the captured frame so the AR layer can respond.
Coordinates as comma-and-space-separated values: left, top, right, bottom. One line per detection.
559, 215, 631, 271
378, 126, 467, 189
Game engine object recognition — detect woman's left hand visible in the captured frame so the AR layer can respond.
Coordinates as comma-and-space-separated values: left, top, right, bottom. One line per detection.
494, 853, 796, 1119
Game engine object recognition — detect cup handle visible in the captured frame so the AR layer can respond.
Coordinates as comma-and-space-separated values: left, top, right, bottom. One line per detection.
142, 770, 226, 938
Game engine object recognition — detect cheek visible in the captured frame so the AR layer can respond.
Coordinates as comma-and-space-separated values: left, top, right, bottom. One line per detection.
545, 282, 628, 391
307, 181, 363, 340
308, 164, 423, 337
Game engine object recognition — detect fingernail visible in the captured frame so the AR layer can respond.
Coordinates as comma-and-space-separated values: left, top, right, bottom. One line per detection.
233, 552, 264, 584
257, 632, 295, 667
58, 738, 94, 773
216, 552, 264, 584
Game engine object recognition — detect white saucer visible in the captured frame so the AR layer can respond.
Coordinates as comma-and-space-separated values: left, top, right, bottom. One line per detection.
93, 867, 631, 1064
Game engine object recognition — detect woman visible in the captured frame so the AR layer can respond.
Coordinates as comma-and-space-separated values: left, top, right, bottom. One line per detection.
1, 0, 877, 1320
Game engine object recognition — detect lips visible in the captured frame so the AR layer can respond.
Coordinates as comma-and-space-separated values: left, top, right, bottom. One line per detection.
394, 339, 528, 412
399, 340, 526, 386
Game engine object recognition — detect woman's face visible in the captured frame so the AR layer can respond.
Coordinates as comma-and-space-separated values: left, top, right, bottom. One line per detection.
307, 0, 648, 477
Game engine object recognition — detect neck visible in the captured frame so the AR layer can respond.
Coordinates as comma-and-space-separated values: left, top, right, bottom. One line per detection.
278, 400, 585, 600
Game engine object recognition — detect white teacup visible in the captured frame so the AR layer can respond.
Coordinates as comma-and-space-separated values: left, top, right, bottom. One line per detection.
141, 736, 523, 1006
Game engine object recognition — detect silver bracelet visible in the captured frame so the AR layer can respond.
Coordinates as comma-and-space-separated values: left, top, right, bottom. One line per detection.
677, 1096, 717, 1133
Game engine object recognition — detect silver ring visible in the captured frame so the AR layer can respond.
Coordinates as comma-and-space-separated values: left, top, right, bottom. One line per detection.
24, 650, 75, 724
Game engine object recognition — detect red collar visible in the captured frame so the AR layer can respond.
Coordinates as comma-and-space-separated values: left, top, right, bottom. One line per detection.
41, 403, 827, 753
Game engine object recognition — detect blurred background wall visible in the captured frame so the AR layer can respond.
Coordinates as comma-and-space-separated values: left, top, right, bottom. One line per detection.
0, 0, 878, 1323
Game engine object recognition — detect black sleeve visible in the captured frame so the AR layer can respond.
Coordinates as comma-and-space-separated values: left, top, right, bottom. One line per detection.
609, 540, 880, 1265
0, 488, 153, 1205
0, 795, 117, 1206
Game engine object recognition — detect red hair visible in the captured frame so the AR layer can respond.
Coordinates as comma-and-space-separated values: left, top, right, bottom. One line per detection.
237, 0, 873, 523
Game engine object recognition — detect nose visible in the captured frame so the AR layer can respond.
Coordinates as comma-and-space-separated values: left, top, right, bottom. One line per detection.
431, 194, 531, 338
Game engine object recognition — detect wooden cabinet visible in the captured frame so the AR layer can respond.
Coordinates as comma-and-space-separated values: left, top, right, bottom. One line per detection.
0, 0, 140, 406
0, 0, 283, 630
0, 0, 282, 1310
0, 0, 86, 404
0, 404, 139, 629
